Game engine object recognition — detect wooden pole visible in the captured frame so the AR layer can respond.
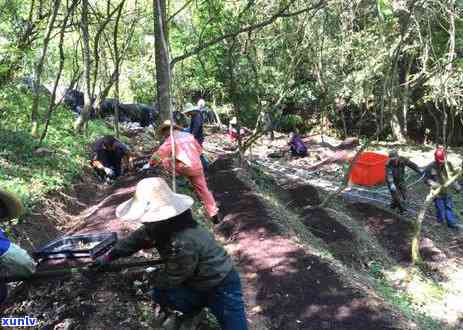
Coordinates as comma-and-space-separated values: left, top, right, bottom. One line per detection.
1, 259, 163, 283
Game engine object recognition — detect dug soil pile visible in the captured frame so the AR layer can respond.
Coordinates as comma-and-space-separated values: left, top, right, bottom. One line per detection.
208, 157, 411, 330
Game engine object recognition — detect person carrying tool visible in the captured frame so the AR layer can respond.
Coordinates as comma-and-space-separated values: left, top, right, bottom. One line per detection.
0, 190, 36, 307
424, 146, 463, 229
385, 150, 422, 213
92, 178, 248, 330
90, 135, 133, 184
147, 120, 220, 224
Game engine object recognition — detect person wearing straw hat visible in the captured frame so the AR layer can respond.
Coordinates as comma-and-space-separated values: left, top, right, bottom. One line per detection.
92, 178, 248, 330
385, 150, 422, 214
147, 120, 220, 224
183, 103, 204, 145
0, 190, 36, 307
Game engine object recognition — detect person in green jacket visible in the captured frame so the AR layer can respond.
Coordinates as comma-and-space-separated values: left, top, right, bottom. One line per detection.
92, 177, 248, 330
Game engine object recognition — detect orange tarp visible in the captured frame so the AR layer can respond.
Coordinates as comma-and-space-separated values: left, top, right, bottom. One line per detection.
349, 152, 389, 187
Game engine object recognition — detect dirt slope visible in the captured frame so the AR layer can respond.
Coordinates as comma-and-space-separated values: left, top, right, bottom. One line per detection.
209, 157, 410, 330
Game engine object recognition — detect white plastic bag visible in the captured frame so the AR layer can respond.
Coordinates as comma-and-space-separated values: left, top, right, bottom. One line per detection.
0, 243, 36, 277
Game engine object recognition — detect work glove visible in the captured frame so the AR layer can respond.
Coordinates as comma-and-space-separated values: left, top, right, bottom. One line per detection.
429, 181, 440, 189
389, 183, 397, 193
89, 254, 112, 272
104, 167, 115, 177
142, 163, 151, 170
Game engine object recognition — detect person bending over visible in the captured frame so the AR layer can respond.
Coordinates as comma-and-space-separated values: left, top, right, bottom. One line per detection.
92, 178, 248, 330
385, 150, 422, 213
148, 121, 220, 224
90, 135, 132, 184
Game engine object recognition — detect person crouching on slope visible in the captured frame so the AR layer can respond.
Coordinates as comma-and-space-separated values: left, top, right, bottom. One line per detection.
0, 190, 36, 308
91, 178, 248, 330
147, 120, 220, 224
90, 135, 133, 184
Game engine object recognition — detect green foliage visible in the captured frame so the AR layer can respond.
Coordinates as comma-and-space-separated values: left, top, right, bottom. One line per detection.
0, 83, 113, 212
377, 0, 393, 20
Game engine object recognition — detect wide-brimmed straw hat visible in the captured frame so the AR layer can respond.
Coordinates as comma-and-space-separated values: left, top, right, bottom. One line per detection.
157, 120, 182, 135
116, 177, 194, 223
0, 189, 24, 221
182, 103, 199, 114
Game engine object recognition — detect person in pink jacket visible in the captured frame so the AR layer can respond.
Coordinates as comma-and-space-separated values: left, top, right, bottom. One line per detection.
149, 120, 220, 224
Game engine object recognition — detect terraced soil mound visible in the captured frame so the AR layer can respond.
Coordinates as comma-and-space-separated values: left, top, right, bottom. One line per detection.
209, 157, 409, 330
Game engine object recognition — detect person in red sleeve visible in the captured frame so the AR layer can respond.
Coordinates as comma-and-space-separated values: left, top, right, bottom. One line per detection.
147, 120, 220, 224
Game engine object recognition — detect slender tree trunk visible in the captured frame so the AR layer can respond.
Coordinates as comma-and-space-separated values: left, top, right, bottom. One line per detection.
40, 0, 79, 144
113, 2, 124, 138
31, 0, 61, 137
390, 111, 405, 142
411, 168, 463, 264
444, 0, 456, 146
74, 0, 93, 133
154, 0, 175, 190
153, 0, 171, 121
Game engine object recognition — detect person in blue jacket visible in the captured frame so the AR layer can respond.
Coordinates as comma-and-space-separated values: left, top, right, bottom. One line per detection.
0, 190, 36, 307
183, 103, 209, 172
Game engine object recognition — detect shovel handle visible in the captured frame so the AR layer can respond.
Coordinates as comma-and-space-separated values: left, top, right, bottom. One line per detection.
1, 259, 163, 283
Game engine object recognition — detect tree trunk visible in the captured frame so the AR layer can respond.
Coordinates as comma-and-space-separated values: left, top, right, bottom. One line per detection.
390, 111, 406, 142
112, 1, 124, 138
30, 0, 61, 137
74, 0, 93, 133
40, 0, 79, 144
411, 168, 463, 264
153, 0, 171, 121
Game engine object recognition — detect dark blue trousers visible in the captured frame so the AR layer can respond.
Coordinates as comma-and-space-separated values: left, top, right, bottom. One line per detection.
434, 196, 457, 227
152, 269, 248, 330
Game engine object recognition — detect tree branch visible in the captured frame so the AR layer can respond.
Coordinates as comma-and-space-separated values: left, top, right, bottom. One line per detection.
170, 0, 327, 67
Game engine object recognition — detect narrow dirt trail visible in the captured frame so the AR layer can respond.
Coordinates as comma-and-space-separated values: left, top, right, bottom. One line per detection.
208, 157, 409, 330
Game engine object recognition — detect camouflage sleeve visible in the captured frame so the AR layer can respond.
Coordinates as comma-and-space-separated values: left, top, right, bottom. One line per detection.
385, 162, 394, 184
149, 239, 198, 289
108, 227, 155, 260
